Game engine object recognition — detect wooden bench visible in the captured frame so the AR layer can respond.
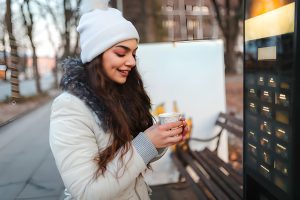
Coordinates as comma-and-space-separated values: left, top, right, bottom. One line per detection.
170, 112, 243, 200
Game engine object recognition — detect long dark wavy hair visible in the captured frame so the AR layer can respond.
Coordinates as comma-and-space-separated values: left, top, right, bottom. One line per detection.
85, 55, 153, 177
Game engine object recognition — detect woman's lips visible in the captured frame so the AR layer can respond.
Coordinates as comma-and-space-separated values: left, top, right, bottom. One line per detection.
118, 69, 129, 77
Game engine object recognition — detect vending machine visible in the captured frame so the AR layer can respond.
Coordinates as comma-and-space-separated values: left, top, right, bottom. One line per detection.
244, 0, 300, 199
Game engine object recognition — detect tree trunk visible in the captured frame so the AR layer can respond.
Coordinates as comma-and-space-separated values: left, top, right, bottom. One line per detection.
5, 0, 20, 99
32, 47, 41, 93
53, 56, 59, 89
225, 37, 237, 73
1, 34, 8, 81
22, 1, 42, 94
210, 0, 243, 74
63, 0, 72, 58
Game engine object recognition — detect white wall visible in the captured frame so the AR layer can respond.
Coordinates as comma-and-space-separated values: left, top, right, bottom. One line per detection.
137, 40, 227, 184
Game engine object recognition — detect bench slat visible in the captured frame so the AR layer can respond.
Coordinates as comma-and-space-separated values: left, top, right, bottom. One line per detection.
195, 151, 243, 199
190, 150, 242, 200
177, 149, 230, 200
171, 153, 209, 200
202, 148, 243, 184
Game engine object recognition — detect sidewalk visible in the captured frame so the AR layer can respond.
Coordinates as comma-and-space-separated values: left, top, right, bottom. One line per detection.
0, 89, 59, 126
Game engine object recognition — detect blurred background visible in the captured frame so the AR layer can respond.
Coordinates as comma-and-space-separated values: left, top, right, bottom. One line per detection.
0, 0, 243, 199
0, 0, 243, 118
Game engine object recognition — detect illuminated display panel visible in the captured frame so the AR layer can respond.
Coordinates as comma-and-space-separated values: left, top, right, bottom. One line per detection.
246, 0, 294, 19
245, 3, 295, 41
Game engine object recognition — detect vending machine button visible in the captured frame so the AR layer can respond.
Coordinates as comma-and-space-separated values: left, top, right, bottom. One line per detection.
258, 76, 265, 86
259, 164, 271, 180
275, 143, 288, 159
268, 77, 277, 87
275, 128, 288, 142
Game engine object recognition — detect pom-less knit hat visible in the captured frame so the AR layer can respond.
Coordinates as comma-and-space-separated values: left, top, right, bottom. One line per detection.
77, 0, 140, 64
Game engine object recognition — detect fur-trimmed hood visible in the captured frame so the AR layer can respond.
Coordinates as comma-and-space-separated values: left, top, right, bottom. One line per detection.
60, 58, 108, 131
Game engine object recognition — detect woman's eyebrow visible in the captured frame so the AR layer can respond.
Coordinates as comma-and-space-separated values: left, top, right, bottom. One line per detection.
115, 45, 138, 51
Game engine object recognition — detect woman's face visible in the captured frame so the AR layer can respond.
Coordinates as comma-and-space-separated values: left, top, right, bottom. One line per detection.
102, 39, 138, 84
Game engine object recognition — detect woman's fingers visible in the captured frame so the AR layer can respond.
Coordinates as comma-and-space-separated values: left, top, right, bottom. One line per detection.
166, 127, 183, 137
166, 134, 182, 144
159, 121, 183, 130
144, 119, 189, 148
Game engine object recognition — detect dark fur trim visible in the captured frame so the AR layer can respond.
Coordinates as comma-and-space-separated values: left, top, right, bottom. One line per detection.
60, 58, 108, 131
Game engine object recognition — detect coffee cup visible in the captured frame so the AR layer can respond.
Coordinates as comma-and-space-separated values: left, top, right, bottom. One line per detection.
158, 112, 182, 125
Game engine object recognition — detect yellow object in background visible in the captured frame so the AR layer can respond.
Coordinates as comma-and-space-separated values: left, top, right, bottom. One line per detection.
173, 101, 178, 113
152, 103, 165, 116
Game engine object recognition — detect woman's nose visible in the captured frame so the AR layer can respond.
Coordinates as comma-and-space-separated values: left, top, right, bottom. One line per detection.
125, 55, 136, 67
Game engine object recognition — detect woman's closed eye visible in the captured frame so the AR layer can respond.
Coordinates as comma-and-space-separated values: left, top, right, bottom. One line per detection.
116, 53, 125, 57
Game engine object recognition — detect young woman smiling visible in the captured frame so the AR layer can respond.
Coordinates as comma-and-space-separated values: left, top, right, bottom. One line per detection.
49, 1, 188, 199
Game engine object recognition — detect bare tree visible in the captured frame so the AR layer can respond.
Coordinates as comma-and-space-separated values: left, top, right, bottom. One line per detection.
211, 0, 243, 73
0, 26, 8, 81
45, 21, 59, 89
5, 0, 20, 99
20, 0, 42, 94
64, 0, 82, 57
30, 0, 81, 60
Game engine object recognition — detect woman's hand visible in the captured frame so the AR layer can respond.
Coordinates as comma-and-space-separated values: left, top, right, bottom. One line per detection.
144, 119, 189, 148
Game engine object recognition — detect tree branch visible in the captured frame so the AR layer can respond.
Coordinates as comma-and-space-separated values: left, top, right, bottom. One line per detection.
210, 0, 225, 35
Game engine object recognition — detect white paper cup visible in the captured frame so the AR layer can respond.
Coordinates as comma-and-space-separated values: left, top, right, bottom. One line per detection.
158, 112, 182, 125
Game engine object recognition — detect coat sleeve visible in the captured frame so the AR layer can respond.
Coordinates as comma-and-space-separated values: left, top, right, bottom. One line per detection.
150, 147, 168, 163
49, 93, 148, 200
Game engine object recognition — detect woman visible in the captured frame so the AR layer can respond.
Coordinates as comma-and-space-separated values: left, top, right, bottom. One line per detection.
49, 1, 188, 199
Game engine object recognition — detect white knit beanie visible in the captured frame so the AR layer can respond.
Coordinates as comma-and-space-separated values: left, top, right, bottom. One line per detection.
77, 0, 140, 64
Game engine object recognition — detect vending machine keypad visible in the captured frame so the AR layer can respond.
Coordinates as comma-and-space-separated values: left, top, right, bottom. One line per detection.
245, 73, 291, 193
